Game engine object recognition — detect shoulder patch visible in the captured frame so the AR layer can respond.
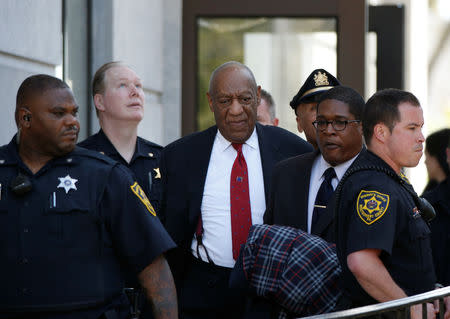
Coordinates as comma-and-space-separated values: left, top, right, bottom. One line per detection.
130, 182, 156, 216
356, 190, 390, 225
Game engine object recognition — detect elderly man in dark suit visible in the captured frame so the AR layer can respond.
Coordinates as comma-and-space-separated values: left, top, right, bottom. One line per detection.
159, 61, 312, 319
264, 86, 365, 243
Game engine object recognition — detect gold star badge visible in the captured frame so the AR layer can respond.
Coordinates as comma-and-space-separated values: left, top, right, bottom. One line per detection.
148, 152, 154, 157
154, 168, 161, 179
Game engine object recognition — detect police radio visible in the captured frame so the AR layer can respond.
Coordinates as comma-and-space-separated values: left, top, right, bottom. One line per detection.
416, 197, 436, 223
10, 172, 32, 195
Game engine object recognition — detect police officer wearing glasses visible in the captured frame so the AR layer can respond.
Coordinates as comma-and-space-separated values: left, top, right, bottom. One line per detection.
264, 85, 365, 244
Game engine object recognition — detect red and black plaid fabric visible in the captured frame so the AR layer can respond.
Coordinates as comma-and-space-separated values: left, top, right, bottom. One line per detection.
239, 224, 342, 316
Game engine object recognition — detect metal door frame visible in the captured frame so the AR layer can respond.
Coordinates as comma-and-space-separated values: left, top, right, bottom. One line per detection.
182, 0, 367, 135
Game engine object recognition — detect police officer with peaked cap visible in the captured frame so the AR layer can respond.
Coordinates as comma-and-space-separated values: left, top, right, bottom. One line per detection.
334, 89, 450, 319
290, 68, 341, 148
0, 74, 177, 319
79, 61, 163, 214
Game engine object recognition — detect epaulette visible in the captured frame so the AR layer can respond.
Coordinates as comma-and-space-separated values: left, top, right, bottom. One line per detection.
73, 146, 118, 166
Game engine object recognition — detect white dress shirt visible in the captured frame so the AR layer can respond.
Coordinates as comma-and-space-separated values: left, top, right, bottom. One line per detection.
191, 129, 266, 268
307, 153, 359, 233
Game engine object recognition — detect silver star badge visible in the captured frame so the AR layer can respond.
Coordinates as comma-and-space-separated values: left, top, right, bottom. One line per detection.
57, 175, 78, 194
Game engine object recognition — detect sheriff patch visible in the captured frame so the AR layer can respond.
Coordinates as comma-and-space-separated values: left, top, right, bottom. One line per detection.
130, 182, 156, 216
356, 190, 390, 225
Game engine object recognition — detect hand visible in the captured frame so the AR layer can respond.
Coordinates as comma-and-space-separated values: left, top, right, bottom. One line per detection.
410, 303, 436, 319
444, 296, 450, 319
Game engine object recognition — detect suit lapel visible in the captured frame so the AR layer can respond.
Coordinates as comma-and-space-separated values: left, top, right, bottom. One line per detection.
298, 151, 318, 229
188, 126, 217, 224
256, 124, 280, 203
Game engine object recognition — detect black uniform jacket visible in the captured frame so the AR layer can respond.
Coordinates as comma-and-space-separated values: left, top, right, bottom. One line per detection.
336, 150, 436, 307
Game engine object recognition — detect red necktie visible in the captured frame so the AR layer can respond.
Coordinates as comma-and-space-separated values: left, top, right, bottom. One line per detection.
230, 143, 252, 260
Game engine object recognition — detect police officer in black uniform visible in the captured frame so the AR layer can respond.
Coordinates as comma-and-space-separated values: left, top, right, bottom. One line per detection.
79, 61, 162, 214
0, 74, 177, 319
335, 89, 450, 319
79, 62, 165, 318
289, 68, 341, 149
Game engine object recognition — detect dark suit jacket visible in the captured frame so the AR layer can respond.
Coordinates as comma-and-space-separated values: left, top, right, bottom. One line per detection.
159, 123, 313, 278
264, 149, 364, 243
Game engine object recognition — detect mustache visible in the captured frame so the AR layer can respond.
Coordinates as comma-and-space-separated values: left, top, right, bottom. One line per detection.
63, 125, 79, 134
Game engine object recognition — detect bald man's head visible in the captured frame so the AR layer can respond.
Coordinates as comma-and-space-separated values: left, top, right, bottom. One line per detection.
208, 61, 258, 97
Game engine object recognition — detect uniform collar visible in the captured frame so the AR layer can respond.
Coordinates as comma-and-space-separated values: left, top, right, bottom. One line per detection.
96, 129, 123, 157
0, 136, 78, 175
96, 129, 151, 162
0, 136, 21, 165
365, 149, 399, 175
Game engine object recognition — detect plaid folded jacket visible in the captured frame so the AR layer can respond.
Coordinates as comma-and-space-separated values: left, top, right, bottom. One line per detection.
240, 224, 342, 316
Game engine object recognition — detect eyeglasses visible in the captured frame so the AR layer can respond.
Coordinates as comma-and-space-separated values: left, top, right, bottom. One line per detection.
312, 119, 361, 131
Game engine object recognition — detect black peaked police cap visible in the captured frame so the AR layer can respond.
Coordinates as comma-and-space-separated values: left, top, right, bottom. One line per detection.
290, 69, 341, 109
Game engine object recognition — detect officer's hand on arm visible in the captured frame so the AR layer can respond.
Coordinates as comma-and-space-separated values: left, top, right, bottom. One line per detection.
138, 254, 178, 319
347, 249, 436, 319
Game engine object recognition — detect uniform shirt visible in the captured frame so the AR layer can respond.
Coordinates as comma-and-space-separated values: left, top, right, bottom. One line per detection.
191, 129, 265, 268
0, 137, 175, 318
336, 149, 436, 306
78, 129, 163, 213
307, 154, 357, 233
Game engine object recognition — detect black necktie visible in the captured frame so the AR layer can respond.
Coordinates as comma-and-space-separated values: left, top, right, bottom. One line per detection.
312, 167, 336, 229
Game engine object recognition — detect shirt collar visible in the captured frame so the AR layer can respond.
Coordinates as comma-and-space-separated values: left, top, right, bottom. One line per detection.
96, 129, 121, 157
97, 129, 145, 162
215, 127, 258, 152
317, 151, 361, 181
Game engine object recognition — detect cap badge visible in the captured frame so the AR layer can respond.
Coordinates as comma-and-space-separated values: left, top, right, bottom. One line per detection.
57, 175, 78, 194
314, 71, 329, 86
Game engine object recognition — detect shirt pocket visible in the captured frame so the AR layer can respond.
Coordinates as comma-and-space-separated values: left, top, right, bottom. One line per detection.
408, 216, 431, 241
408, 216, 433, 272
44, 201, 99, 251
